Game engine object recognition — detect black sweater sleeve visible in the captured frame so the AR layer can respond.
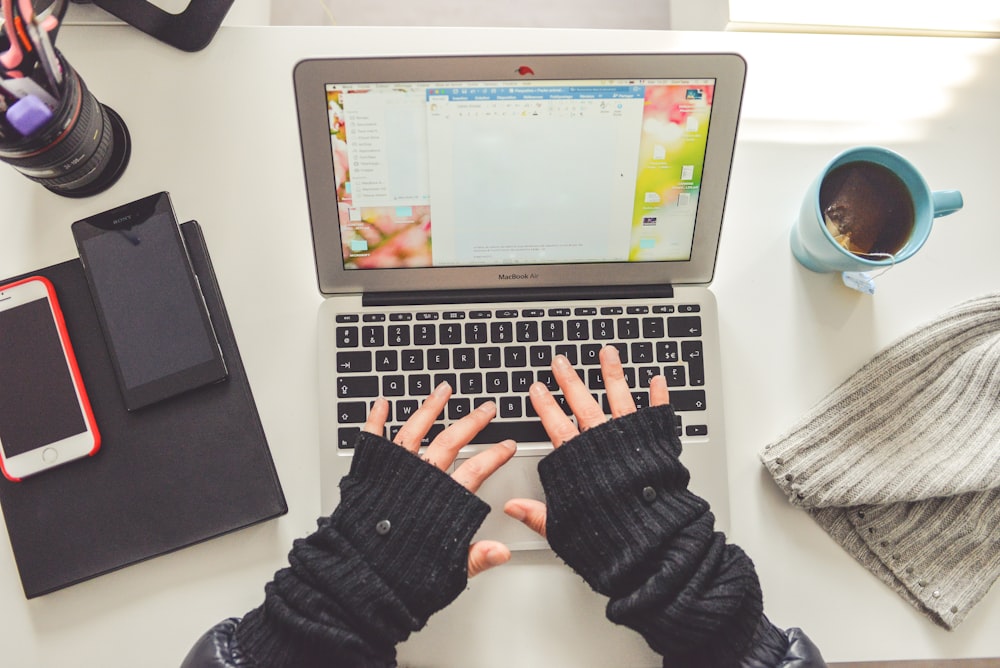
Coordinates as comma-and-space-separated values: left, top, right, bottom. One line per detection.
231, 433, 490, 667
538, 405, 789, 667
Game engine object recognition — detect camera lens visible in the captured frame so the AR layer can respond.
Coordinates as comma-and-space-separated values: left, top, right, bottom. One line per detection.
0, 52, 130, 198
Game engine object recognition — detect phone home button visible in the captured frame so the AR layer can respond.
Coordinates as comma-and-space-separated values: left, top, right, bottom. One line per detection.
41, 448, 59, 464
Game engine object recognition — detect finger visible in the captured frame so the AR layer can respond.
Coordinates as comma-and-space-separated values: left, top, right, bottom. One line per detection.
552, 354, 605, 431
422, 401, 498, 470
601, 345, 637, 418
503, 499, 548, 539
529, 381, 579, 448
362, 397, 390, 437
649, 374, 670, 407
451, 439, 517, 493
393, 381, 450, 453
468, 540, 511, 577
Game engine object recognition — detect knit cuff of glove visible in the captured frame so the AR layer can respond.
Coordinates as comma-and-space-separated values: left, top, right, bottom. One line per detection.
538, 405, 710, 595
236, 434, 489, 667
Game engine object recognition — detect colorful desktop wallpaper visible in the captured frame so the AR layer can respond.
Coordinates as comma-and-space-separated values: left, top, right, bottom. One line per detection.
628, 84, 714, 261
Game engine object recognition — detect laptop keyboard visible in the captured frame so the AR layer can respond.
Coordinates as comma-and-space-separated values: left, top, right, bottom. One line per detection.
332, 303, 709, 450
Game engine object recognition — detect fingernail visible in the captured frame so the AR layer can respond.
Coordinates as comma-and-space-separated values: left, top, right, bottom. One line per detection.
485, 546, 508, 567
506, 504, 526, 521
529, 381, 547, 396
502, 439, 516, 451
433, 381, 451, 396
553, 354, 570, 368
604, 345, 620, 359
476, 401, 497, 414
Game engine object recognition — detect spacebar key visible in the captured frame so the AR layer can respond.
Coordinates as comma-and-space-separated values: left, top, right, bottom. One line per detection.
468, 421, 550, 444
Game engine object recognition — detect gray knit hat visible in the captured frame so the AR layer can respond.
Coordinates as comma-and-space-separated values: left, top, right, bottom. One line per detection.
760, 293, 1000, 630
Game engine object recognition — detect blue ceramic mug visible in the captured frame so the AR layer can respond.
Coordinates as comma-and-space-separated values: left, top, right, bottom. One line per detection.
790, 147, 963, 273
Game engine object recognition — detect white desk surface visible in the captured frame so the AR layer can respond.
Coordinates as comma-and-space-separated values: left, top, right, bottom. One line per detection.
1, 25, 998, 667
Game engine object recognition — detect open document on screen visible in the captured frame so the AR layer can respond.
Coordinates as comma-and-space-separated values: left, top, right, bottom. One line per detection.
325, 77, 715, 270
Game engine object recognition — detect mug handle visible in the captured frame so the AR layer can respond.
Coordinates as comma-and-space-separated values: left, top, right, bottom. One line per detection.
932, 190, 964, 218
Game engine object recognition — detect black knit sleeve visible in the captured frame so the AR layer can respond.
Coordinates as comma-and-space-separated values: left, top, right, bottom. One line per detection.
538, 405, 788, 667
232, 433, 490, 667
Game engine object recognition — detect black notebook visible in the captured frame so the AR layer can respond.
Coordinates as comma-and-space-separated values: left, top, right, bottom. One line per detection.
0, 221, 287, 598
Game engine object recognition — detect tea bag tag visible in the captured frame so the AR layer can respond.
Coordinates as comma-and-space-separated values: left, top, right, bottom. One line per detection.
842, 271, 877, 295
841, 252, 895, 295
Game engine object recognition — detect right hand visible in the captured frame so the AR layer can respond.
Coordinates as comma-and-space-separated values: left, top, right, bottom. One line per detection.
503, 345, 670, 537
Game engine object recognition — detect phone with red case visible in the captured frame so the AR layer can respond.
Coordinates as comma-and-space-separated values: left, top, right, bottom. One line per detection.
0, 276, 100, 481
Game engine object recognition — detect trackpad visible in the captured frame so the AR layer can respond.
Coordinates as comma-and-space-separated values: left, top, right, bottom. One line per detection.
458, 453, 548, 551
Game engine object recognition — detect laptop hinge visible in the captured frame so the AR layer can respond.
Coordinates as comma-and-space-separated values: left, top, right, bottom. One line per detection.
363, 284, 675, 307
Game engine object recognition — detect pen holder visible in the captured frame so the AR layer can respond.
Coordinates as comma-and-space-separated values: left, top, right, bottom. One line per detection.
0, 50, 130, 198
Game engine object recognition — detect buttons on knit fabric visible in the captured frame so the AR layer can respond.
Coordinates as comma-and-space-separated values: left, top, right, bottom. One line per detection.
641, 486, 657, 503
375, 519, 391, 535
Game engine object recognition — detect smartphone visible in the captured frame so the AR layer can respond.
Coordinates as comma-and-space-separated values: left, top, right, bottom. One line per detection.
71, 192, 227, 411
0, 276, 101, 481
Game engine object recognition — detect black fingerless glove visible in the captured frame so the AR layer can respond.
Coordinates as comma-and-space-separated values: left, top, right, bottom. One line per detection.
538, 405, 785, 666
235, 434, 490, 667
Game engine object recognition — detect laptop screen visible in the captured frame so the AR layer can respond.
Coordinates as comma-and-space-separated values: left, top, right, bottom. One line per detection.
294, 54, 746, 295
326, 77, 715, 270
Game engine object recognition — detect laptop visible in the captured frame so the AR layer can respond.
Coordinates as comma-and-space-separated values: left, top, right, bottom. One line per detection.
293, 53, 745, 549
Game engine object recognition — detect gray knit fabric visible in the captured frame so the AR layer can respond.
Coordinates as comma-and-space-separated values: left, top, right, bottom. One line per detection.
760, 293, 1000, 630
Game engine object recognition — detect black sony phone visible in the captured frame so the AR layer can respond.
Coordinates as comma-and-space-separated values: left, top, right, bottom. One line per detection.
71, 192, 227, 411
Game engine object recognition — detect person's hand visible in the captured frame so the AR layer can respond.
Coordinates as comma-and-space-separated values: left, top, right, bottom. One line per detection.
504, 345, 669, 537
362, 381, 517, 577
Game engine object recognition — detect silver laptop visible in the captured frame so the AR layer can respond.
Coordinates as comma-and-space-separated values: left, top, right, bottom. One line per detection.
294, 53, 745, 549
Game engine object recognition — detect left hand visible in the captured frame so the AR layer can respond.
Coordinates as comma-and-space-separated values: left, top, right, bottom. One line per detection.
362, 381, 517, 577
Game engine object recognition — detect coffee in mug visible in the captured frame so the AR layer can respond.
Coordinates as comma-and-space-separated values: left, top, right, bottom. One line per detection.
790, 146, 963, 274
820, 161, 914, 258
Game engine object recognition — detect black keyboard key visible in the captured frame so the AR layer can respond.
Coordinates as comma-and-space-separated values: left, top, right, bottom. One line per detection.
375, 350, 398, 371
439, 322, 462, 344
670, 390, 707, 411
453, 348, 476, 369
336, 326, 359, 348
601, 306, 623, 315
338, 376, 378, 398
610, 342, 629, 363
567, 319, 589, 340
414, 323, 436, 345
444, 311, 465, 320
337, 401, 367, 423
631, 341, 653, 364
465, 322, 488, 343
642, 316, 664, 339
460, 372, 483, 395
491, 321, 514, 343
679, 304, 701, 313
638, 366, 659, 388
682, 341, 706, 386
363, 313, 386, 322
517, 320, 539, 342
434, 373, 457, 393
581, 344, 602, 365
499, 396, 522, 418
665, 365, 687, 387
338, 427, 362, 448
408, 374, 432, 396
470, 310, 492, 319
667, 316, 702, 338
588, 369, 604, 390
627, 305, 649, 314
382, 375, 405, 396
467, 420, 550, 445
656, 341, 679, 363
388, 324, 411, 346
512, 371, 534, 393
478, 347, 502, 368
402, 349, 424, 371
653, 305, 676, 314
362, 326, 385, 347
448, 398, 471, 420
486, 372, 509, 393
397, 400, 419, 421
593, 318, 614, 340
336, 314, 359, 323
390, 313, 412, 321
541, 320, 564, 341
555, 344, 578, 365
530, 345, 552, 367
617, 318, 640, 339
522, 309, 544, 318
496, 309, 518, 319
416, 312, 439, 321
336, 351, 371, 373
686, 425, 709, 437
427, 348, 449, 370
504, 346, 528, 368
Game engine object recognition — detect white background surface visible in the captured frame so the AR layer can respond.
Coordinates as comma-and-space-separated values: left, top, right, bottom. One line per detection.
0, 24, 998, 666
